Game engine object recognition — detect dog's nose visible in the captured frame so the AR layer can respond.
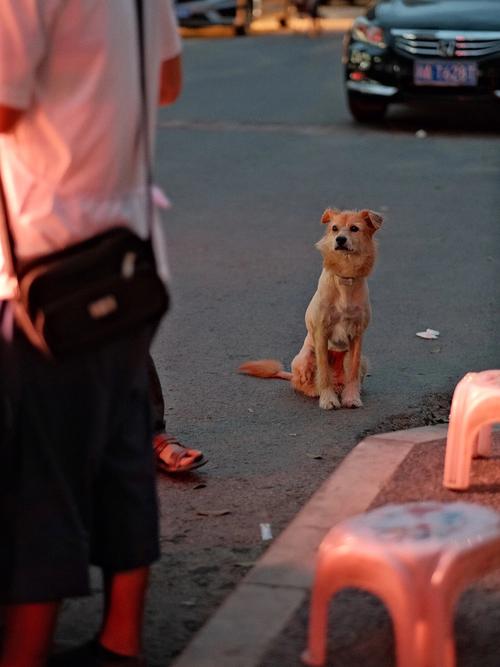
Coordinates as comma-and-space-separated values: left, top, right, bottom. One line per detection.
336, 236, 347, 246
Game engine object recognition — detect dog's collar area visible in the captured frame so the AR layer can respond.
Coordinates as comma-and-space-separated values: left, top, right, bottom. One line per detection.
336, 276, 357, 286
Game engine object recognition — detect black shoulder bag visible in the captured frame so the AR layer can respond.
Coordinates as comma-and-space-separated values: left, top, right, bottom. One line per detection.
0, 0, 169, 360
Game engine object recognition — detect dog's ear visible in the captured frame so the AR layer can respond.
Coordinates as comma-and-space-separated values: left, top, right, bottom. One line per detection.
321, 208, 339, 224
360, 209, 383, 232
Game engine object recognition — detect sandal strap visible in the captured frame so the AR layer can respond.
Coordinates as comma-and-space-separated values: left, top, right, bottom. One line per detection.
153, 433, 183, 456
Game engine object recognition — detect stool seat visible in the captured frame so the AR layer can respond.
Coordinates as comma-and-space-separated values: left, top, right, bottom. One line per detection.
302, 501, 500, 667
443, 370, 500, 490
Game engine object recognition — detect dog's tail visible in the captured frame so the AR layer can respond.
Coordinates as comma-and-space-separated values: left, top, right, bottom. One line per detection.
238, 359, 292, 381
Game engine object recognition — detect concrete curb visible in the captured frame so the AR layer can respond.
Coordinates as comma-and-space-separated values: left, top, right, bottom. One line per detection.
171, 424, 448, 667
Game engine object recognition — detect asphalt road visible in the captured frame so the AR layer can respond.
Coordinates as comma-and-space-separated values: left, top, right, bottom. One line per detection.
56, 22, 500, 667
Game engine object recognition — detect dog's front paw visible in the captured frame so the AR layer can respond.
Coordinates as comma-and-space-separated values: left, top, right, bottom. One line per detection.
341, 385, 363, 409
319, 388, 341, 410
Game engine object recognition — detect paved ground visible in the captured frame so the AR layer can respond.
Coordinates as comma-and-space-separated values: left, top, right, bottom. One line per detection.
172, 426, 500, 667
52, 4, 500, 665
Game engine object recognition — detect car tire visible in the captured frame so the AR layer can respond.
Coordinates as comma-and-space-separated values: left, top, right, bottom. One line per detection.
347, 92, 388, 123
234, 0, 253, 36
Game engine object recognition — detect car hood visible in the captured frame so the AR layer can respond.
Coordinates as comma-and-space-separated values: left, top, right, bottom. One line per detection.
367, 0, 500, 31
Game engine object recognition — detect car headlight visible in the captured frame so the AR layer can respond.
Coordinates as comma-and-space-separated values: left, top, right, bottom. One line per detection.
351, 17, 386, 48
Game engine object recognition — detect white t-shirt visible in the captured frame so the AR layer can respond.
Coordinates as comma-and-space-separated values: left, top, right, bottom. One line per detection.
0, 0, 181, 298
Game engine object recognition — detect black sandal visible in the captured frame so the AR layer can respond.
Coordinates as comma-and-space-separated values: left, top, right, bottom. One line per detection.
153, 433, 206, 474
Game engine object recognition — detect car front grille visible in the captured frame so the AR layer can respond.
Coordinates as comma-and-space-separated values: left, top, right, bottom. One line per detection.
391, 29, 500, 59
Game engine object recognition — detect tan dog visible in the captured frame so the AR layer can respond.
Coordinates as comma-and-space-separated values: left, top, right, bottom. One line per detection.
239, 208, 383, 409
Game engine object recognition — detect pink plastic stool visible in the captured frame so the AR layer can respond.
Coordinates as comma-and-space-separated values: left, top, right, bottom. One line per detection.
443, 370, 500, 491
302, 501, 500, 667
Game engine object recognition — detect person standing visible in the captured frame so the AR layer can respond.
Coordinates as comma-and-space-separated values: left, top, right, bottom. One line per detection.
0, 1, 181, 665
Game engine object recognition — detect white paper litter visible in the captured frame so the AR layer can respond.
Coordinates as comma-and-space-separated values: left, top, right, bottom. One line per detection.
416, 328, 440, 340
416, 129, 427, 139
260, 523, 273, 541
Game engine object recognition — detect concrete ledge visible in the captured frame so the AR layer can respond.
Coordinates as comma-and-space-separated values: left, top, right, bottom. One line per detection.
369, 424, 448, 444
171, 426, 447, 667
171, 584, 305, 667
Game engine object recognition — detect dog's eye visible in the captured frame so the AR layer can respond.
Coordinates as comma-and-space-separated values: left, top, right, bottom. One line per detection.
331, 225, 338, 232
350, 225, 359, 232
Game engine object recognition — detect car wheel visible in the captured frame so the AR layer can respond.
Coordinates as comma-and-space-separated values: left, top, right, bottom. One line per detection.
347, 92, 388, 123
234, 0, 253, 35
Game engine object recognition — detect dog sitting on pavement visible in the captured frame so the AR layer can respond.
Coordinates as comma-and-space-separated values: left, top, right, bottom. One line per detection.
239, 208, 383, 409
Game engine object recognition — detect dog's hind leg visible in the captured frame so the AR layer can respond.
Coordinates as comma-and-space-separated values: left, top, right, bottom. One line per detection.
291, 333, 318, 397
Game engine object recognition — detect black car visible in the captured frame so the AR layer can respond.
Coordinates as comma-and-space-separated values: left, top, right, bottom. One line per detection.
343, 0, 500, 121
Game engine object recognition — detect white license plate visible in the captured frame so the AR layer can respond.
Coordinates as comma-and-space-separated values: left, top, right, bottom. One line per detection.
414, 60, 478, 87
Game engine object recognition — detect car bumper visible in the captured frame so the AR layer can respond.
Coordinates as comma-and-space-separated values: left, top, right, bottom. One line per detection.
346, 78, 500, 101
346, 79, 398, 97
344, 40, 500, 103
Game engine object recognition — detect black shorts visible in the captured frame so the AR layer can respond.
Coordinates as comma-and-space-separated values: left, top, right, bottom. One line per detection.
0, 305, 159, 604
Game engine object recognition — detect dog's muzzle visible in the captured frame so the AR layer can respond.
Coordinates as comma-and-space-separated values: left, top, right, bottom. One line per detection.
335, 236, 352, 252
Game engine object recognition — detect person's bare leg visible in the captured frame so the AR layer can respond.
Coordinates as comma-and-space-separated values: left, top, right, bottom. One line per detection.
99, 567, 149, 657
0, 602, 60, 667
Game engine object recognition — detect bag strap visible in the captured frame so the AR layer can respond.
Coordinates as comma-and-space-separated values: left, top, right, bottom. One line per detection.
0, 167, 18, 279
135, 0, 154, 238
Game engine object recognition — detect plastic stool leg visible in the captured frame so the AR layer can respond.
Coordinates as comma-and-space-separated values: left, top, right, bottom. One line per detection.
434, 626, 455, 667
301, 577, 331, 666
443, 426, 474, 491
443, 396, 478, 490
474, 424, 492, 458
443, 380, 472, 490
427, 598, 455, 667
380, 589, 421, 667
